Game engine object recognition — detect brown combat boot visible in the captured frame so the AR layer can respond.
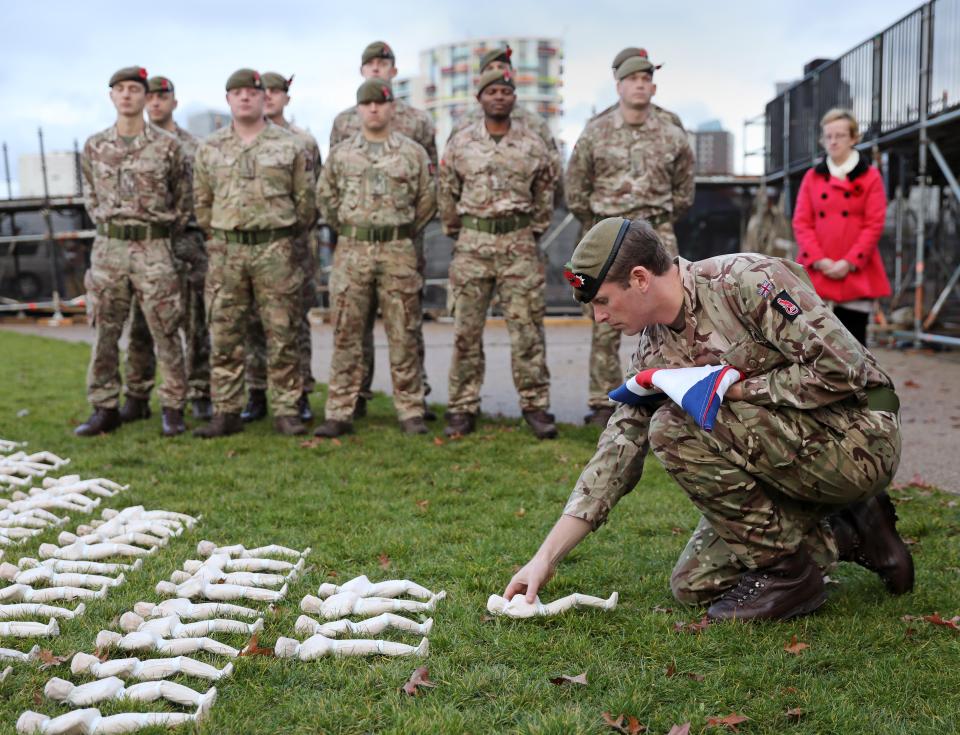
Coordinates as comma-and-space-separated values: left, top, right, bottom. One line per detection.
193, 413, 243, 439
706, 547, 827, 622
119, 396, 151, 423
444, 412, 476, 438
399, 417, 429, 435
275, 415, 307, 436
313, 419, 353, 438
240, 389, 267, 423
74, 408, 121, 437
160, 408, 186, 437
523, 409, 558, 440
828, 491, 914, 595
583, 406, 615, 427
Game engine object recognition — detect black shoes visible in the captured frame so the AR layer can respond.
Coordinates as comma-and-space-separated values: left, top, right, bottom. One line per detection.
74, 408, 121, 437
241, 390, 268, 423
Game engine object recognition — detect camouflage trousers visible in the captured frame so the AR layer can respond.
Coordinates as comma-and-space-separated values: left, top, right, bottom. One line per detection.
83, 236, 186, 410
447, 228, 550, 415
245, 233, 316, 394
324, 237, 424, 422
587, 222, 679, 408
125, 231, 210, 401
646, 399, 901, 605
206, 235, 302, 417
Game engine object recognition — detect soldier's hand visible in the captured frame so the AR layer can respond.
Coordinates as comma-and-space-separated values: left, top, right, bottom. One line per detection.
504, 555, 555, 604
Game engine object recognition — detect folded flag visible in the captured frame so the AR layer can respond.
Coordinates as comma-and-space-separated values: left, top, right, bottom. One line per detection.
609, 364, 743, 431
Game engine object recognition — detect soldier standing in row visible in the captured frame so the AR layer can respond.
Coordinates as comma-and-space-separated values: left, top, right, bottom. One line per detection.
314, 79, 436, 438
330, 41, 437, 420
120, 75, 212, 425
439, 69, 557, 440
77, 66, 190, 438
240, 71, 322, 424
566, 49, 695, 427
192, 69, 316, 438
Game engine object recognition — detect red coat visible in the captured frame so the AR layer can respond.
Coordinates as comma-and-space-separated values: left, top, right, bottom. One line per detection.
793, 157, 890, 302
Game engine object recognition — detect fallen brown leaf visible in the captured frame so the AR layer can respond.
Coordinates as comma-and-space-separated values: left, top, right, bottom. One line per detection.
225, 449, 237, 458
784, 635, 810, 655
674, 616, 711, 634
665, 664, 676, 678
432, 436, 445, 446
782, 686, 798, 695
480, 614, 495, 623
32, 690, 42, 706
515, 507, 526, 518
326, 569, 338, 578
378, 553, 391, 571
415, 499, 430, 510
785, 708, 803, 719
300, 437, 324, 449
903, 379, 921, 388
706, 712, 749, 732
652, 605, 674, 614
38, 650, 71, 670
239, 633, 274, 657
330, 438, 342, 447
923, 612, 960, 631
666, 724, 691, 735
601, 712, 646, 734
549, 672, 588, 686
686, 672, 705, 682
671, 527, 683, 535
401, 666, 437, 696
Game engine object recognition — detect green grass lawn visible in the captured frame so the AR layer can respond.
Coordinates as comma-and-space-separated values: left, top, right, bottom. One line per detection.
0, 330, 958, 735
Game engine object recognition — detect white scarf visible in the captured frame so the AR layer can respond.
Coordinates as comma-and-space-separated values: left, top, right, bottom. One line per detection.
827, 149, 860, 179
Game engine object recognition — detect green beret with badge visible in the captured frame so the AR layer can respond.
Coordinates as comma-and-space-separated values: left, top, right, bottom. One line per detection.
615, 51, 662, 81
225, 68, 263, 91
476, 68, 515, 96
109, 66, 149, 90
479, 45, 512, 72
357, 78, 394, 104
362, 41, 395, 65
147, 76, 174, 94
261, 72, 293, 92
564, 217, 633, 303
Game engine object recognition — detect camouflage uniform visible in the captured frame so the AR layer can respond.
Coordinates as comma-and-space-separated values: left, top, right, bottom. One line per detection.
331, 99, 437, 402
245, 121, 322, 395
563, 254, 901, 604
80, 122, 190, 411
565, 107, 695, 410
318, 132, 436, 421
125, 124, 210, 403
439, 119, 554, 415
193, 123, 316, 417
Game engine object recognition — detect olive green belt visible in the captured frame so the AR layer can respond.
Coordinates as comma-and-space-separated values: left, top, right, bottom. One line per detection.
339, 223, 414, 242
865, 386, 899, 413
211, 227, 294, 245
461, 213, 531, 234
97, 222, 171, 240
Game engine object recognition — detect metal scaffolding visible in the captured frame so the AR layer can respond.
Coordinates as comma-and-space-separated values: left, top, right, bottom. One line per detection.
757, 0, 960, 346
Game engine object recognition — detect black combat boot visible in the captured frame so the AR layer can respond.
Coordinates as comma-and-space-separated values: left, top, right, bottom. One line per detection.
297, 392, 313, 422
161, 408, 186, 437
193, 413, 243, 438
443, 412, 476, 438
74, 408, 121, 437
313, 419, 353, 438
240, 389, 267, 423
706, 547, 827, 622
119, 396, 151, 423
352, 397, 367, 419
828, 491, 914, 594
523, 409, 558, 440
583, 406, 615, 427
191, 397, 213, 421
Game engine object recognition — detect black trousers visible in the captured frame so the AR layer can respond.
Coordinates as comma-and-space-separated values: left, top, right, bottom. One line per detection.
834, 305, 869, 345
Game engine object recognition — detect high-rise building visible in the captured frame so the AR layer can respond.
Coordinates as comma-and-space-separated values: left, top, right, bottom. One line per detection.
395, 37, 563, 146
693, 120, 734, 175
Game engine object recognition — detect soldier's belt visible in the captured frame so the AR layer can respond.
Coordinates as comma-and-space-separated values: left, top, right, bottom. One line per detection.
460, 213, 532, 234
97, 222, 171, 240
211, 227, 294, 245
339, 224, 414, 242
865, 386, 900, 414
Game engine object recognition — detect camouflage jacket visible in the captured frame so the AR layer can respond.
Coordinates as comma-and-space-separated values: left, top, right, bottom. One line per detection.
81, 122, 192, 231
438, 119, 554, 238
592, 103, 685, 131
318, 132, 436, 234
193, 122, 316, 234
564, 107, 695, 226
563, 254, 895, 528
171, 124, 198, 159
330, 100, 438, 168
283, 121, 322, 182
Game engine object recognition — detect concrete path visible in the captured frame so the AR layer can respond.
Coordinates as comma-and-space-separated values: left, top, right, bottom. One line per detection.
3, 317, 958, 492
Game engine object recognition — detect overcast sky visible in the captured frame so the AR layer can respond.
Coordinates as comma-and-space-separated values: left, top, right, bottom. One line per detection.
0, 0, 922, 190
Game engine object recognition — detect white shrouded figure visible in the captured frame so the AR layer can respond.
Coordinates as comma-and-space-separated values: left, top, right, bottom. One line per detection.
59, 531, 166, 550
168, 568, 288, 588
4, 451, 70, 470
295, 613, 433, 638
18, 557, 142, 575
39, 475, 127, 497
16, 699, 212, 734
274, 634, 429, 660
0, 602, 85, 620
155, 578, 287, 603
300, 591, 445, 620
71, 652, 233, 682
196, 540, 309, 559
118, 611, 263, 638
0, 438, 26, 453
45, 675, 217, 710
1, 644, 40, 663
182, 556, 302, 575
1, 665, 10, 681
132, 598, 260, 621
316, 575, 437, 600
1, 562, 124, 590
1, 493, 100, 514
0, 617, 59, 637
485, 591, 619, 618
0, 583, 108, 603
100, 506, 198, 527
95, 630, 242, 658
1, 509, 69, 530
39, 541, 154, 561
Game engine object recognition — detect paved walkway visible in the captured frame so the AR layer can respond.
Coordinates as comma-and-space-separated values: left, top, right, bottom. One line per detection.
3, 317, 958, 492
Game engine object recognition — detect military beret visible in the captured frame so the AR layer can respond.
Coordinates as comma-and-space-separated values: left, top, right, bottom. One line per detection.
615, 54, 662, 81
109, 66, 148, 90
261, 72, 293, 92
476, 68, 515, 96
362, 41, 395, 66
479, 45, 512, 72
564, 217, 632, 303
147, 76, 174, 94
225, 68, 263, 91
612, 47, 645, 70
357, 78, 394, 104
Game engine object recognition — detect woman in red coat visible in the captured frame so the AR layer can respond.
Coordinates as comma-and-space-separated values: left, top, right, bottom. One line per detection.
793, 108, 890, 344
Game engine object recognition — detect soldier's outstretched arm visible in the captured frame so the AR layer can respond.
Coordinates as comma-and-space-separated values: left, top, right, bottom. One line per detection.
413, 148, 437, 235
291, 148, 317, 234
503, 515, 592, 603
437, 142, 462, 238
564, 135, 594, 224
671, 137, 696, 221
192, 147, 213, 234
